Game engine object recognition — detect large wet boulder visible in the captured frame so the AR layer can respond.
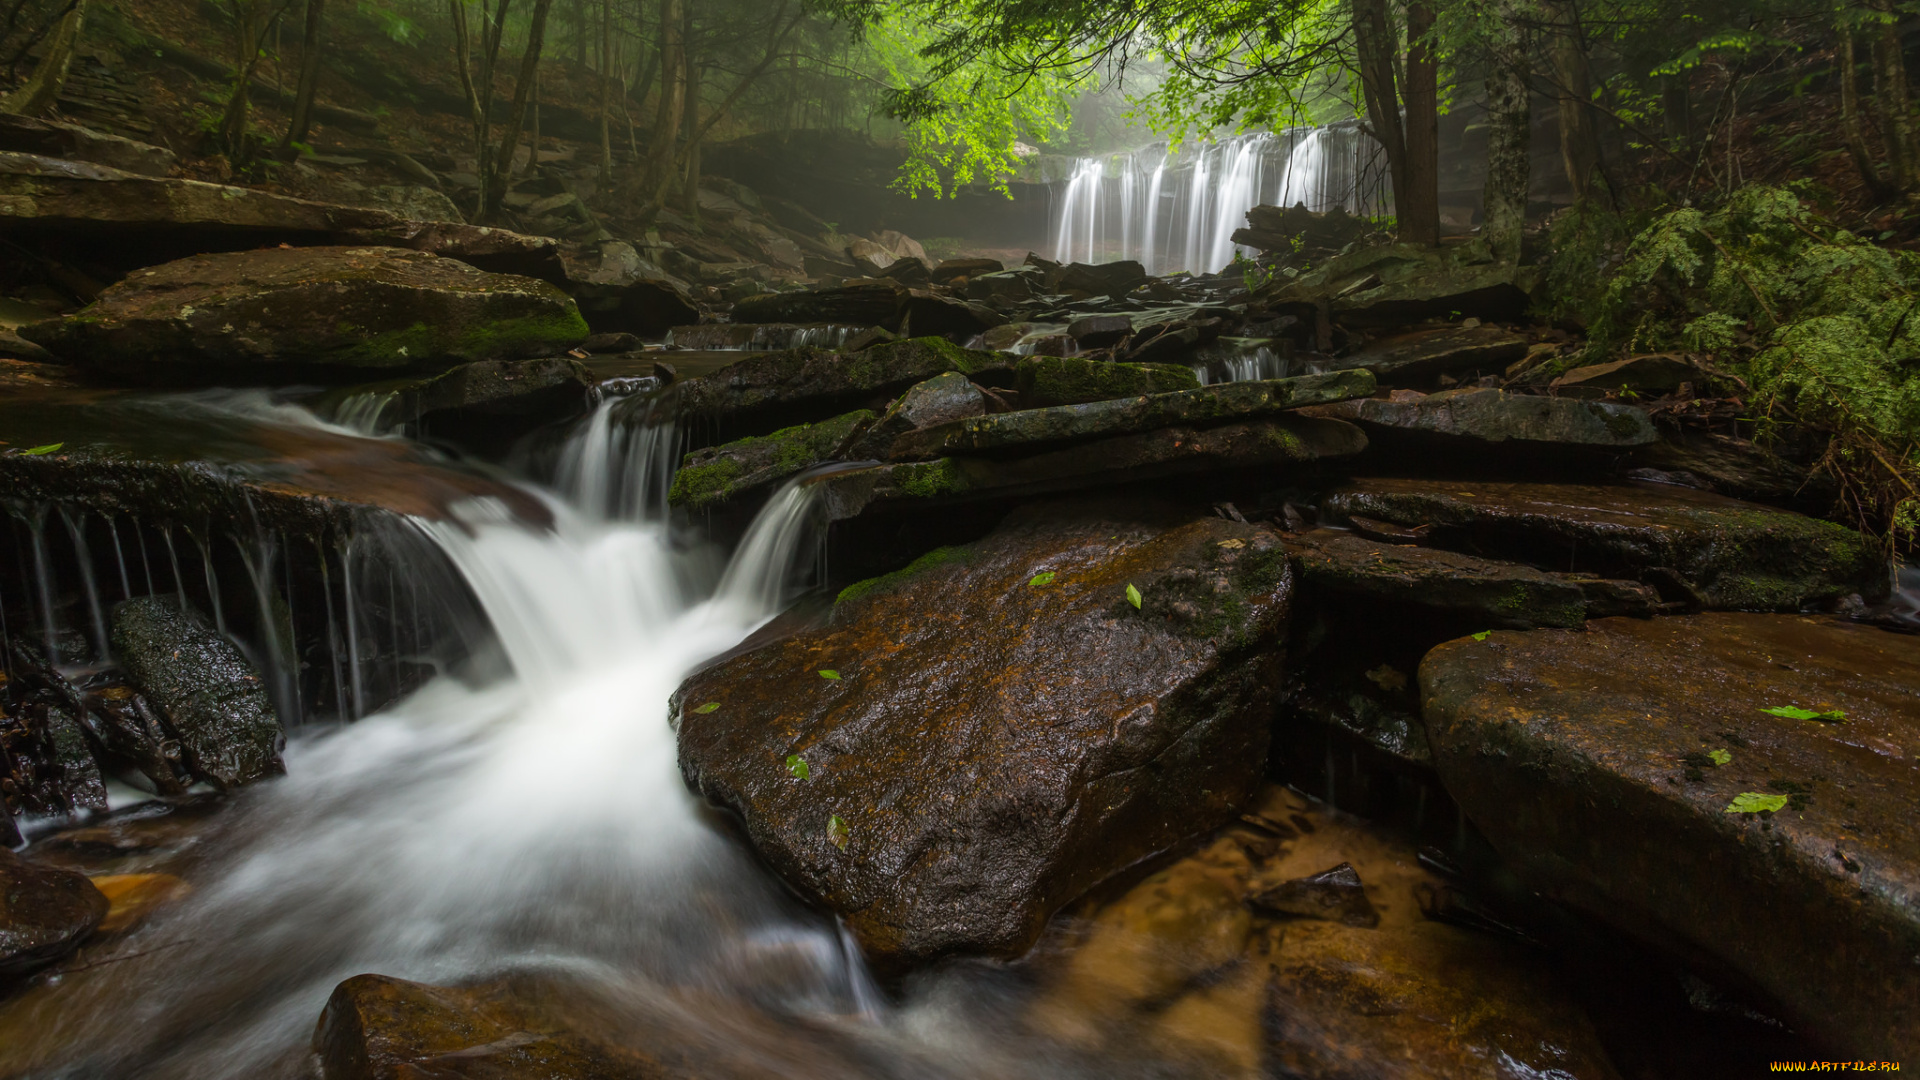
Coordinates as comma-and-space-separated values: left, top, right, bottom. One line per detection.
1, 696, 107, 845
0, 847, 108, 976
1320, 478, 1884, 611
1328, 326, 1529, 385
731, 280, 907, 329
1012, 355, 1200, 408
321, 357, 594, 444
556, 241, 699, 337
1305, 387, 1657, 448
1263, 244, 1533, 328
667, 337, 1012, 435
110, 598, 284, 790
1421, 614, 1920, 1056
668, 410, 873, 510
675, 501, 1294, 966
22, 246, 589, 383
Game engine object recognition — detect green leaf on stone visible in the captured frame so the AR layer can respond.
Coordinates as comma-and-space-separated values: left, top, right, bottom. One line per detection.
1708, 749, 1732, 766
819, 669, 841, 680
786, 754, 811, 780
1471, 631, 1491, 642
1760, 705, 1846, 722
693, 702, 720, 714
19, 442, 63, 456
1029, 571, 1056, 587
828, 814, 849, 851
1126, 583, 1142, 609
1725, 792, 1789, 815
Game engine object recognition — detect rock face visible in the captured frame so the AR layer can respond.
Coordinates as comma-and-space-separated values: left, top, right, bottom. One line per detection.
1285, 528, 1659, 628
1329, 325, 1529, 384
675, 501, 1293, 965
110, 598, 285, 790
1320, 478, 1884, 611
1420, 614, 1920, 1056
0, 115, 176, 177
667, 337, 1011, 433
0, 847, 108, 976
668, 410, 873, 510
23, 247, 589, 383
1306, 387, 1658, 447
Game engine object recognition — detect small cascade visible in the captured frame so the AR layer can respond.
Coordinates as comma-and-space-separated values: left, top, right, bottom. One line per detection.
1050, 124, 1390, 275
329, 389, 402, 436
1192, 345, 1292, 385
666, 323, 865, 352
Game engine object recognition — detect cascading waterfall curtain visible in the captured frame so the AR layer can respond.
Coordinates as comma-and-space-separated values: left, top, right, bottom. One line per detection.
1049, 123, 1392, 275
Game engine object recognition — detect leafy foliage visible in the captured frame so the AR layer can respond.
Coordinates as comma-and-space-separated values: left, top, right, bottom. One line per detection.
1725, 792, 1789, 814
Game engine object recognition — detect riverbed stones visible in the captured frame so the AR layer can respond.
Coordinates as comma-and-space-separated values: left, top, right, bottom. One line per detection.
1012, 355, 1201, 408
1304, 386, 1658, 447
669, 410, 874, 510
1285, 528, 1659, 628
674, 500, 1293, 966
1319, 478, 1884, 611
731, 279, 907, 328
1327, 325, 1529, 385
667, 337, 1011, 434
21, 246, 589, 383
110, 597, 284, 790
889, 370, 1375, 462
0, 847, 108, 976
1420, 614, 1920, 1056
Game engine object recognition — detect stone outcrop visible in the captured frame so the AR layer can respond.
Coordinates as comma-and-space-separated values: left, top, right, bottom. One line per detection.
110, 597, 284, 790
1305, 386, 1658, 448
23, 247, 588, 383
555, 241, 699, 337
321, 357, 595, 444
668, 410, 873, 510
0, 115, 176, 177
675, 501, 1293, 965
1421, 614, 1920, 1056
1011, 355, 1201, 408
0, 847, 108, 977
665, 337, 1012, 434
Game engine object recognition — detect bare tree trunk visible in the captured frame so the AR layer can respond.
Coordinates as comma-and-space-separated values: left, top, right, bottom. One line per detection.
1401, 0, 1441, 245
598, 0, 613, 184
1482, 4, 1531, 263
1547, 0, 1609, 207
678, 60, 701, 217
1841, 29, 1897, 198
481, 0, 554, 222
1351, 0, 1409, 222
1870, 0, 1914, 190
0, 0, 86, 116
635, 0, 685, 213
528, 64, 540, 173
280, 0, 327, 148
219, 0, 293, 159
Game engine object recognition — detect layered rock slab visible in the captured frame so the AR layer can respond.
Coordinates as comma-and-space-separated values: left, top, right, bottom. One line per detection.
23, 246, 588, 382
1420, 614, 1920, 1056
665, 337, 1011, 434
1327, 325, 1529, 384
675, 501, 1293, 965
1304, 387, 1657, 447
1321, 478, 1883, 610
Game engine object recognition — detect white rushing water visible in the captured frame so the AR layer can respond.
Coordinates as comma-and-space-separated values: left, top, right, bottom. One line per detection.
1050, 124, 1389, 275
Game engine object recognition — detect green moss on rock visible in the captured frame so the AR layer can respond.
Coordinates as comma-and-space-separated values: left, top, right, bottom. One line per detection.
1015, 356, 1200, 407
669, 410, 874, 509
835, 545, 973, 607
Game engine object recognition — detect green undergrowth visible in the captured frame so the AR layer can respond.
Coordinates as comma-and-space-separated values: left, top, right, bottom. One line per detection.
1562, 185, 1920, 548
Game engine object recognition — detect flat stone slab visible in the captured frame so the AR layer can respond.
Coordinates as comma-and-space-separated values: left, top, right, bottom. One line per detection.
817, 416, 1368, 521
675, 501, 1292, 965
1420, 614, 1920, 1055
1012, 355, 1200, 408
1327, 326, 1529, 383
1304, 387, 1656, 447
889, 370, 1376, 462
668, 410, 872, 510
1285, 528, 1658, 628
1320, 479, 1884, 611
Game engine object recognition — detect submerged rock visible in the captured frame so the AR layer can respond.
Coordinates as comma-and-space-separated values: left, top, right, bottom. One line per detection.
1320, 478, 1884, 611
668, 410, 873, 510
1248, 862, 1380, 927
110, 598, 284, 790
675, 501, 1293, 966
1305, 386, 1657, 447
0, 847, 108, 976
23, 246, 588, 383
1420, 614, 1920, 1055
668, 337, 1011, 434
1285, 528, 1659, 628
1328, 326, 1529, 385
1012, 355, 1201, 408
322, 357, 594, 444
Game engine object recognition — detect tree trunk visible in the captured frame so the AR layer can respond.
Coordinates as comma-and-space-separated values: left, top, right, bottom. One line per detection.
598, 0, 613, 184
1870, 0, 1914, 190
528, 64, 540, 173
218, 1, 288, 159
1841, 30, 1897, 198
1547, 0, 1609, 207
1482, 4, 1531, 263
678, 61, 702, 217
1400, 0, 1441, 245
481, 0, 555, 222
280, 0, 327, 148
0, 0, 87, 117
635, 0, 685, 213
1351, 0, 1409, 221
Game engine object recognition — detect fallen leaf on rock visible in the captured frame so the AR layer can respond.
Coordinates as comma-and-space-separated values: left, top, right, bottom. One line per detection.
827, 814, 849, 851
1471, 631, 1491, 642
1709, 749, 1732, 766
786, 754, 811, 780
1364, 664, 1407, 692
694, 702, 721, 714
1761, 705, 1846, 722
819, 669, 841, 680
1029, 571, 1056, 587
1725, 792, 1789, 814
19, 442, 62, 456
1126, 584, 1142, 609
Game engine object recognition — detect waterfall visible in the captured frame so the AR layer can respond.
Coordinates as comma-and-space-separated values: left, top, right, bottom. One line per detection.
1049, 124, 1391, 275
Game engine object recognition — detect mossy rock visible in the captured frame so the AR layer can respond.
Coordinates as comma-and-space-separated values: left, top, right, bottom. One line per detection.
669, 410, 875, 510
1014, 355, 1199, 407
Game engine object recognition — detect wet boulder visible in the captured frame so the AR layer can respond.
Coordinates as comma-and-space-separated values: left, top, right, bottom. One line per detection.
556, 241, 699, 337
1266, 244, 1532, 328
731, 280, 907, 329
1420, 614, 1920, 1056
931, 257, 1004, 285
834, 372, 988, 461
0, 847, 108, 976
1012, 355, 1200, 408
667, 337, 1012, 435
22, 246, 589, 383
1304, 386, 1657, 449
1327, 325, 1529, 385
1, 696, 108, 844
1629, 429, 1827, 506
901, 289, 1006, 340
1551, 352, 1713, 397
668, 410, 874, 511
110, 597, 284, 790
675, 501, 1294, 966
1284, 528, 1658, 628
321, 357, 594, 445
1232, 203, 1368, 254
1320, 478, 1884, 611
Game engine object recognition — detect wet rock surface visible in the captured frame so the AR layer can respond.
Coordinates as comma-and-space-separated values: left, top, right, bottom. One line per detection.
1305, 386, 1657, 448
0, 847, 108, 977
1011, 355, 1200, 407
1327, 325, 1529, 384
110, 597, 284, 790
23, 246, 589, 383
669, 410, 874, 510
676, 500, 1293, 966
1421, 614, 1920, 1055
0, 116, 176, 177
667, 337, 1012, 434
1321, 478, 1884, 611
556, 241, 700, 337
323, 357, 595, 445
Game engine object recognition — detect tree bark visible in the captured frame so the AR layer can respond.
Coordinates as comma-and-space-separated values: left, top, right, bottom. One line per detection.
218, 1, 293, 159
1481, 4, 1531, 263
598, 0, 613, 184
1841, 29, 1897, 199
481, 0, 555, 222
0, 0, 86, 117
1869, 0, 1914, 190
633, 0, 685, 214
678, 60, 702, 217
1351, 0, 1408, 221
1401, 0, 1441, 245
280, 0, 327, 148
1547, 0, 1609, 207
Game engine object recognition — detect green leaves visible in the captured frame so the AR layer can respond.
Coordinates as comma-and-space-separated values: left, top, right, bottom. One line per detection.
785, 754, 811, 780
1708, 749, 1732, 766
1125, 583, 1142, 609
818, 669, 841, 681
827, 814, 849, 851
1760, 705, 1846, 722
1029, 571, 1056, 587
18, 443, 62, 456
1725, 792, 1789, 815
693, 702, 721, 715
1470, 631, 1491, 642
